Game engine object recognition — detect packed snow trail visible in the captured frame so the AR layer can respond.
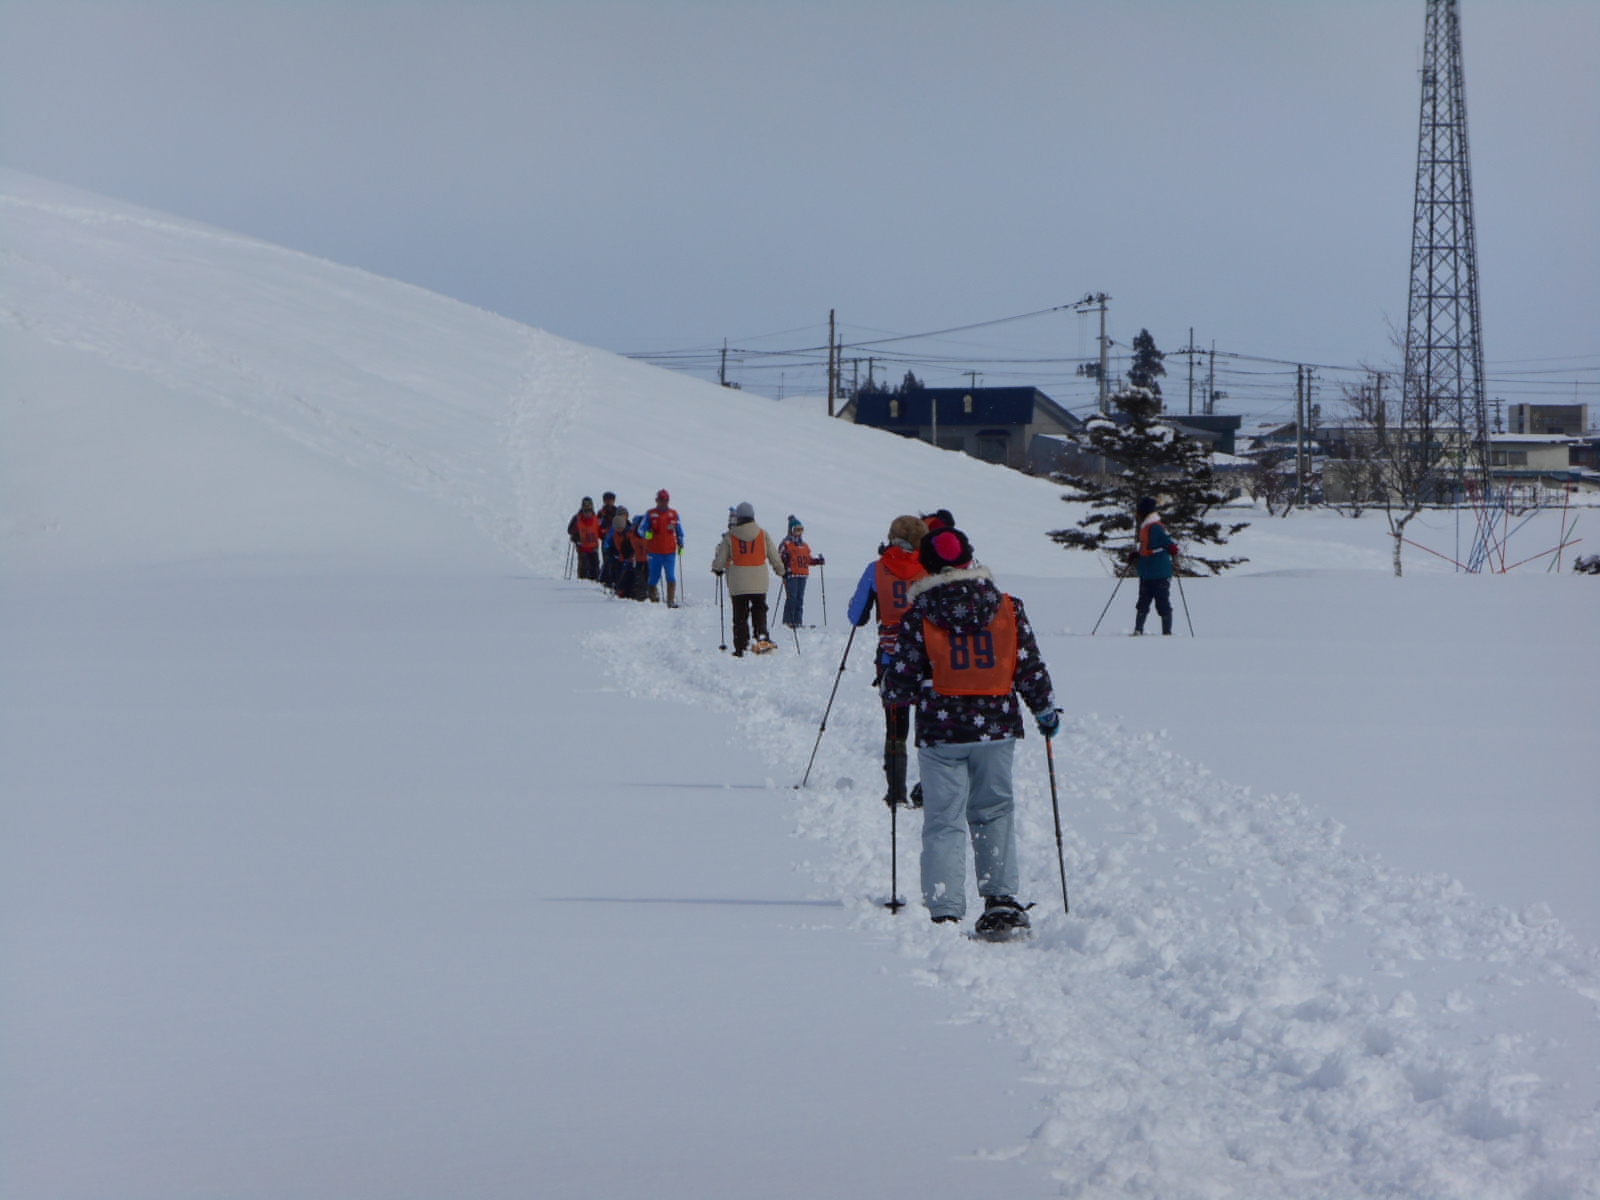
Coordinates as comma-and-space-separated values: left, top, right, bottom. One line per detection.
590, 597, 1599, 1199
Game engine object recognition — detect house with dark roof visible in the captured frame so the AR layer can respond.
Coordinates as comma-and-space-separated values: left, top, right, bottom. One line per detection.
847, 386, 1084, 472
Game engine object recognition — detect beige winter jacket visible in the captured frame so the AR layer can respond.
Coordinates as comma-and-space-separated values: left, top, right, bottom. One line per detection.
711, 521, 786, 597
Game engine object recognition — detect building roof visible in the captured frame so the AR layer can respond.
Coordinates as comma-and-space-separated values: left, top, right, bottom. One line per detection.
1487, 432, 1577, 444
853, 386, 1080, 431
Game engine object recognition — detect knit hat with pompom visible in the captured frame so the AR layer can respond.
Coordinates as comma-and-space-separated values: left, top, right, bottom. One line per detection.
918, 527, 974, 573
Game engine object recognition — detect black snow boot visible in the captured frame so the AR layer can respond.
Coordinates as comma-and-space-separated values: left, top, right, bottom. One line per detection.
882, 737, 909, 809
973, 896, 1031, 942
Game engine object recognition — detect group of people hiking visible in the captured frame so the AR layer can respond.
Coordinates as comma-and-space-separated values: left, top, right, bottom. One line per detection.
567, 489, 685, 605
566, 493, 824, 640
567, 489, 1184, 941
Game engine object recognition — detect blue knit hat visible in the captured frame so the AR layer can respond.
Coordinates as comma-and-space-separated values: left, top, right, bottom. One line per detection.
787, 514, 803, 531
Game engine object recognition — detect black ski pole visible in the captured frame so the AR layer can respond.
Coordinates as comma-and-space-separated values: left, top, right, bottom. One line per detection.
1045, 727, 1069, 915
717, 574, 727, 651
1175, 572, 1194, 636
564, 542, 575, 581
796, 622, 858, 788
886, 798, 905, 913
1090, 572, 1126, 636
792, 623, 801, 656
819, 562, 827, 626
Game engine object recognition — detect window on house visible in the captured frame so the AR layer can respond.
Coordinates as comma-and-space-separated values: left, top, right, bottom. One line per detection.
889, 399, 899, 419
964, 394, 974, 414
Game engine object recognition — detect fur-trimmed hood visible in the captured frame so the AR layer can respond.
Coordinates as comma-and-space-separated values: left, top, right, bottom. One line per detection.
906, 564, 1000, 634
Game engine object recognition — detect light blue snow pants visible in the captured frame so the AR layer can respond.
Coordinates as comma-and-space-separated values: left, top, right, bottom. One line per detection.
917, 738, 1019, 920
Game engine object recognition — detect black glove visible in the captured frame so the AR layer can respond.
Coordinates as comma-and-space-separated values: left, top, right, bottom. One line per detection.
1035, 709, 1061, 739
712, 568, 725, 577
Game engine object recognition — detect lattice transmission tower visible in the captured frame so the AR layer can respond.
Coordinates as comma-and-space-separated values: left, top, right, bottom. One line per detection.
1402, 0, 1490, 505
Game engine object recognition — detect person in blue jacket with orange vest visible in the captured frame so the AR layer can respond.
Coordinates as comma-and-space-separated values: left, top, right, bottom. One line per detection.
642, 489, 684, 607
880, 525, 1058, 939
848, 515, 929, 810
1131, 495, 1178, 636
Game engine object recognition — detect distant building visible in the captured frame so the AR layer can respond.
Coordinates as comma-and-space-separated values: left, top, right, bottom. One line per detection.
849, 386, 1083, 472
1483, 433, 1597, 491
1508, 404, 1588, 436
1166, 414, 1243, 456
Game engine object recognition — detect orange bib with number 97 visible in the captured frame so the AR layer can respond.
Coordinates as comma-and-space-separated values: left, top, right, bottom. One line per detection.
925, 596, 1018, 696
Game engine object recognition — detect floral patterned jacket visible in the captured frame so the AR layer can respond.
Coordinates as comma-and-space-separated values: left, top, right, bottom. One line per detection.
880, 565, 1056, 747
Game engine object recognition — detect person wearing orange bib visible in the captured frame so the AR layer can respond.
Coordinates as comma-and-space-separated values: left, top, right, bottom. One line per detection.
778, 515, 823, 628
643, 489, 684, 606
711, 501, 784, 655
880, 526, 1059, 939
847, 515, 929, 809
566, 497, 603, 581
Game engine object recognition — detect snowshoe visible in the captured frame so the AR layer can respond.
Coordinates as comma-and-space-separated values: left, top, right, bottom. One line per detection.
972, 896, 1031, 943
909, 782, 923, 809
751, 639, 777, 655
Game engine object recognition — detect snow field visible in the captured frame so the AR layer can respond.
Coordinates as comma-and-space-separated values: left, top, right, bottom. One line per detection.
590, 586, 1598, 1198
5, 168, 1596, 1197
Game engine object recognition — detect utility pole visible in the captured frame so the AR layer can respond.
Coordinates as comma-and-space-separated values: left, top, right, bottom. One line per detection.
720, 338, 728, 388
1177, 329, 1205, 416
826, 309, 836, 417
1071, 293, 1112, 413
1096, 297, 1110, 413
1188, 328, 1196, 415
1295, 365, 1309, 506
967, 370, 979, 390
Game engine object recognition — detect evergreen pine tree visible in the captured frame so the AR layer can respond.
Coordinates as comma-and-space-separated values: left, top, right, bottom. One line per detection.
1049, 329, 1248, 575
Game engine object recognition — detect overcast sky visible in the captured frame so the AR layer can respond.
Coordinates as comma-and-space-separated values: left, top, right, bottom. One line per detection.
3, 1, 1595, 416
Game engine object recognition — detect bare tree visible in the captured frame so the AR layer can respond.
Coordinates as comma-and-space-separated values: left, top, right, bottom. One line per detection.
1339, 370, 1451, 576
1247, 447, 1295, 517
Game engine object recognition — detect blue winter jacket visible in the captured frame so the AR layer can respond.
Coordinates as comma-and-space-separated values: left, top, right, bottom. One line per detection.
1136, 516, 1176, 581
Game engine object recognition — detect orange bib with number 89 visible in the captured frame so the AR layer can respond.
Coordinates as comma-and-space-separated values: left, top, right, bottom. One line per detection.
925, 596, 1018, 696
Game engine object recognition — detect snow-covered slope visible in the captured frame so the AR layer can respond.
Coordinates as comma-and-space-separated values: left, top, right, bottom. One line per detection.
1, 169, 1083, 579
2, 172, 1594, 1199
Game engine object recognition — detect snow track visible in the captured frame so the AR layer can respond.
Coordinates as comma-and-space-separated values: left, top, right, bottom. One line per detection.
591, 597, 1598, 1199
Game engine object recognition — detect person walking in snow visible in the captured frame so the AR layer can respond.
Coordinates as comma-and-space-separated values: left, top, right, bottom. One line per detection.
626, 509, 651, 601
1131, 495, 1178, 636
567, 497, 603, 582
712, 502, 785, 656
847, 515, 929, 809
779, 516, 823, 629
597, 491, 619, 587
642, 489, 684, 606
880, 526, 1059, 938
608, 507, 635, 599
